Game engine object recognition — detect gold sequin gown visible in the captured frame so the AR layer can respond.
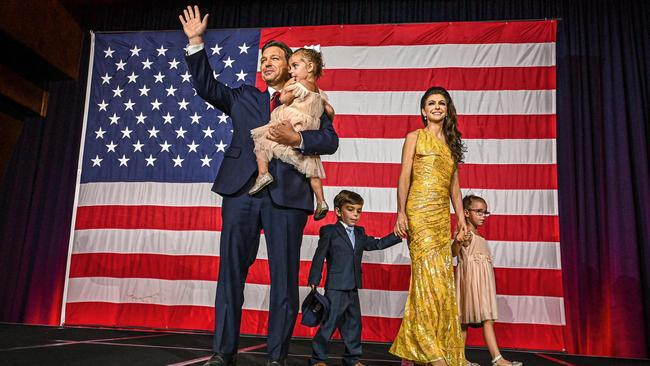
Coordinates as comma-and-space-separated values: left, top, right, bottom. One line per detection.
389, 129, 465, 365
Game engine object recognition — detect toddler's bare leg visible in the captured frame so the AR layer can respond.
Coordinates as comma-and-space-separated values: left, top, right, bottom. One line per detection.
311, 177, 329, 220
310, 177, 325, 203
256, 151, 269, 176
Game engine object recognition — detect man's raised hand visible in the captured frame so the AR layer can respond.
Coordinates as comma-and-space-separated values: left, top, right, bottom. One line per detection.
179, 5, 208, 45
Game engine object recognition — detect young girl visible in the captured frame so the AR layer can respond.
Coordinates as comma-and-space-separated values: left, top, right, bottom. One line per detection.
248, 48, 332, 220
452, 195, 523, 366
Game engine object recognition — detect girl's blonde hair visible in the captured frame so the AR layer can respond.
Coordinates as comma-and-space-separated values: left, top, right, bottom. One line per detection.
293, 48, 324, 79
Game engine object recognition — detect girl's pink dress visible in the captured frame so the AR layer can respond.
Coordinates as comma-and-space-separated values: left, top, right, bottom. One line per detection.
455, 231, 499, 324
250, 81, 326, 178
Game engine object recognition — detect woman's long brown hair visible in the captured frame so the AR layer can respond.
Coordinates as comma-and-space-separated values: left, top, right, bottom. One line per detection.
420, 86, 466, 164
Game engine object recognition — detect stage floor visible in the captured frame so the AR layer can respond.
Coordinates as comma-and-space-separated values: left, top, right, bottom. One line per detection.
0, 323, 648, 365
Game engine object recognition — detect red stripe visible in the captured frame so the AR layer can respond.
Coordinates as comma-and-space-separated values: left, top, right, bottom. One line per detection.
69, 253, 218, 281
319, 67, 556, 91
493, 268, 564, 297
64, 302, 564, 350
459, 163, 558, 190
76, 206, 559, 242
307, 213, 560, 242
75, 205, 220, 231
256, 67, 555, 92
460, 115, 557, 139
260, 21, 557, 46
322, 162, 558, 189
332, 115, 557, 139
69, 253, 561, 296
450, 215, 560, 242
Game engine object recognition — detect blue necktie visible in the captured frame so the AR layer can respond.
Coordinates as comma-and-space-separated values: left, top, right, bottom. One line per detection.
346, 227, 355, 249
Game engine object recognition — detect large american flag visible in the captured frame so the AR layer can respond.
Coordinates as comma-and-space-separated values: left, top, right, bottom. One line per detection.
63, 21, 563, 351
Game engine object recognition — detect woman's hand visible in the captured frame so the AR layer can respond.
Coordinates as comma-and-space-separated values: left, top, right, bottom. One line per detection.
455, 219, 468, 242
394, 212, 409, 238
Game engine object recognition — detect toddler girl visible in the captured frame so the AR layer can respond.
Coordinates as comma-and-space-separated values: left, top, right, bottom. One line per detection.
248, 48, 332, 220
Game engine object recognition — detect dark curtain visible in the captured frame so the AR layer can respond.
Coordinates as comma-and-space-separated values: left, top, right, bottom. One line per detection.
555, 0, 650, 358
0, 77, 87, 325
0, 0, 647, 358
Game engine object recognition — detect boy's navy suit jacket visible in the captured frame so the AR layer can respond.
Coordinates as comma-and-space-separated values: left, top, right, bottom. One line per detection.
308, 223, 402, 290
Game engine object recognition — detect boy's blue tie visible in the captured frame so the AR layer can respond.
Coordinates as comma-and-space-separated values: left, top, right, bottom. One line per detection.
346, 227, 355, 249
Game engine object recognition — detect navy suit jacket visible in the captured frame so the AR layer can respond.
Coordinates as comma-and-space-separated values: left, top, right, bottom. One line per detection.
308, 223, 402, 290
185, 49, 339, 212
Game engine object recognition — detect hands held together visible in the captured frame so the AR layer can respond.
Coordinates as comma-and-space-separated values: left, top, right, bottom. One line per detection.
454, 219, 469, 242
394, 212, 408, 238
394, 213, 469, 243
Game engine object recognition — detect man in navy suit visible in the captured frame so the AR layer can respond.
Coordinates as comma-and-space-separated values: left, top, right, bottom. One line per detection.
308, 190, 402, 366
180, 6, 339, 366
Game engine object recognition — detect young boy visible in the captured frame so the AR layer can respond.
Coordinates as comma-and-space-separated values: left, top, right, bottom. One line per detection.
307, 190, 402, 366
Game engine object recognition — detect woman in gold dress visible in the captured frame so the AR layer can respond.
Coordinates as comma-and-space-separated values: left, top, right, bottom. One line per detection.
390, 86, 468, 366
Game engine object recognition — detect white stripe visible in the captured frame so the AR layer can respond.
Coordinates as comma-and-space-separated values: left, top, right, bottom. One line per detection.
78, 182, 219, 207
77, 182, 221, 206
260, 43, 555, 69
273, 43, 556, 69
495, 295, 565, 325
66, 277, 564, 325
322, 138, 557, 165
73, 230, 561, 270
77, 183, 557, 215
327, 90, 556, 115
488, 241, 562, 270
458, 188, 558, 216
72, 229, 220, 256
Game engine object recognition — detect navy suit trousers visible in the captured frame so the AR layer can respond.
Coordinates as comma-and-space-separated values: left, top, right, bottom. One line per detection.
310, 289, 362, 366
214, 181, 307, 360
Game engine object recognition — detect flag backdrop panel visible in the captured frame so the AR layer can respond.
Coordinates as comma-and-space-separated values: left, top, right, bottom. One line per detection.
63, 21, 562, 351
